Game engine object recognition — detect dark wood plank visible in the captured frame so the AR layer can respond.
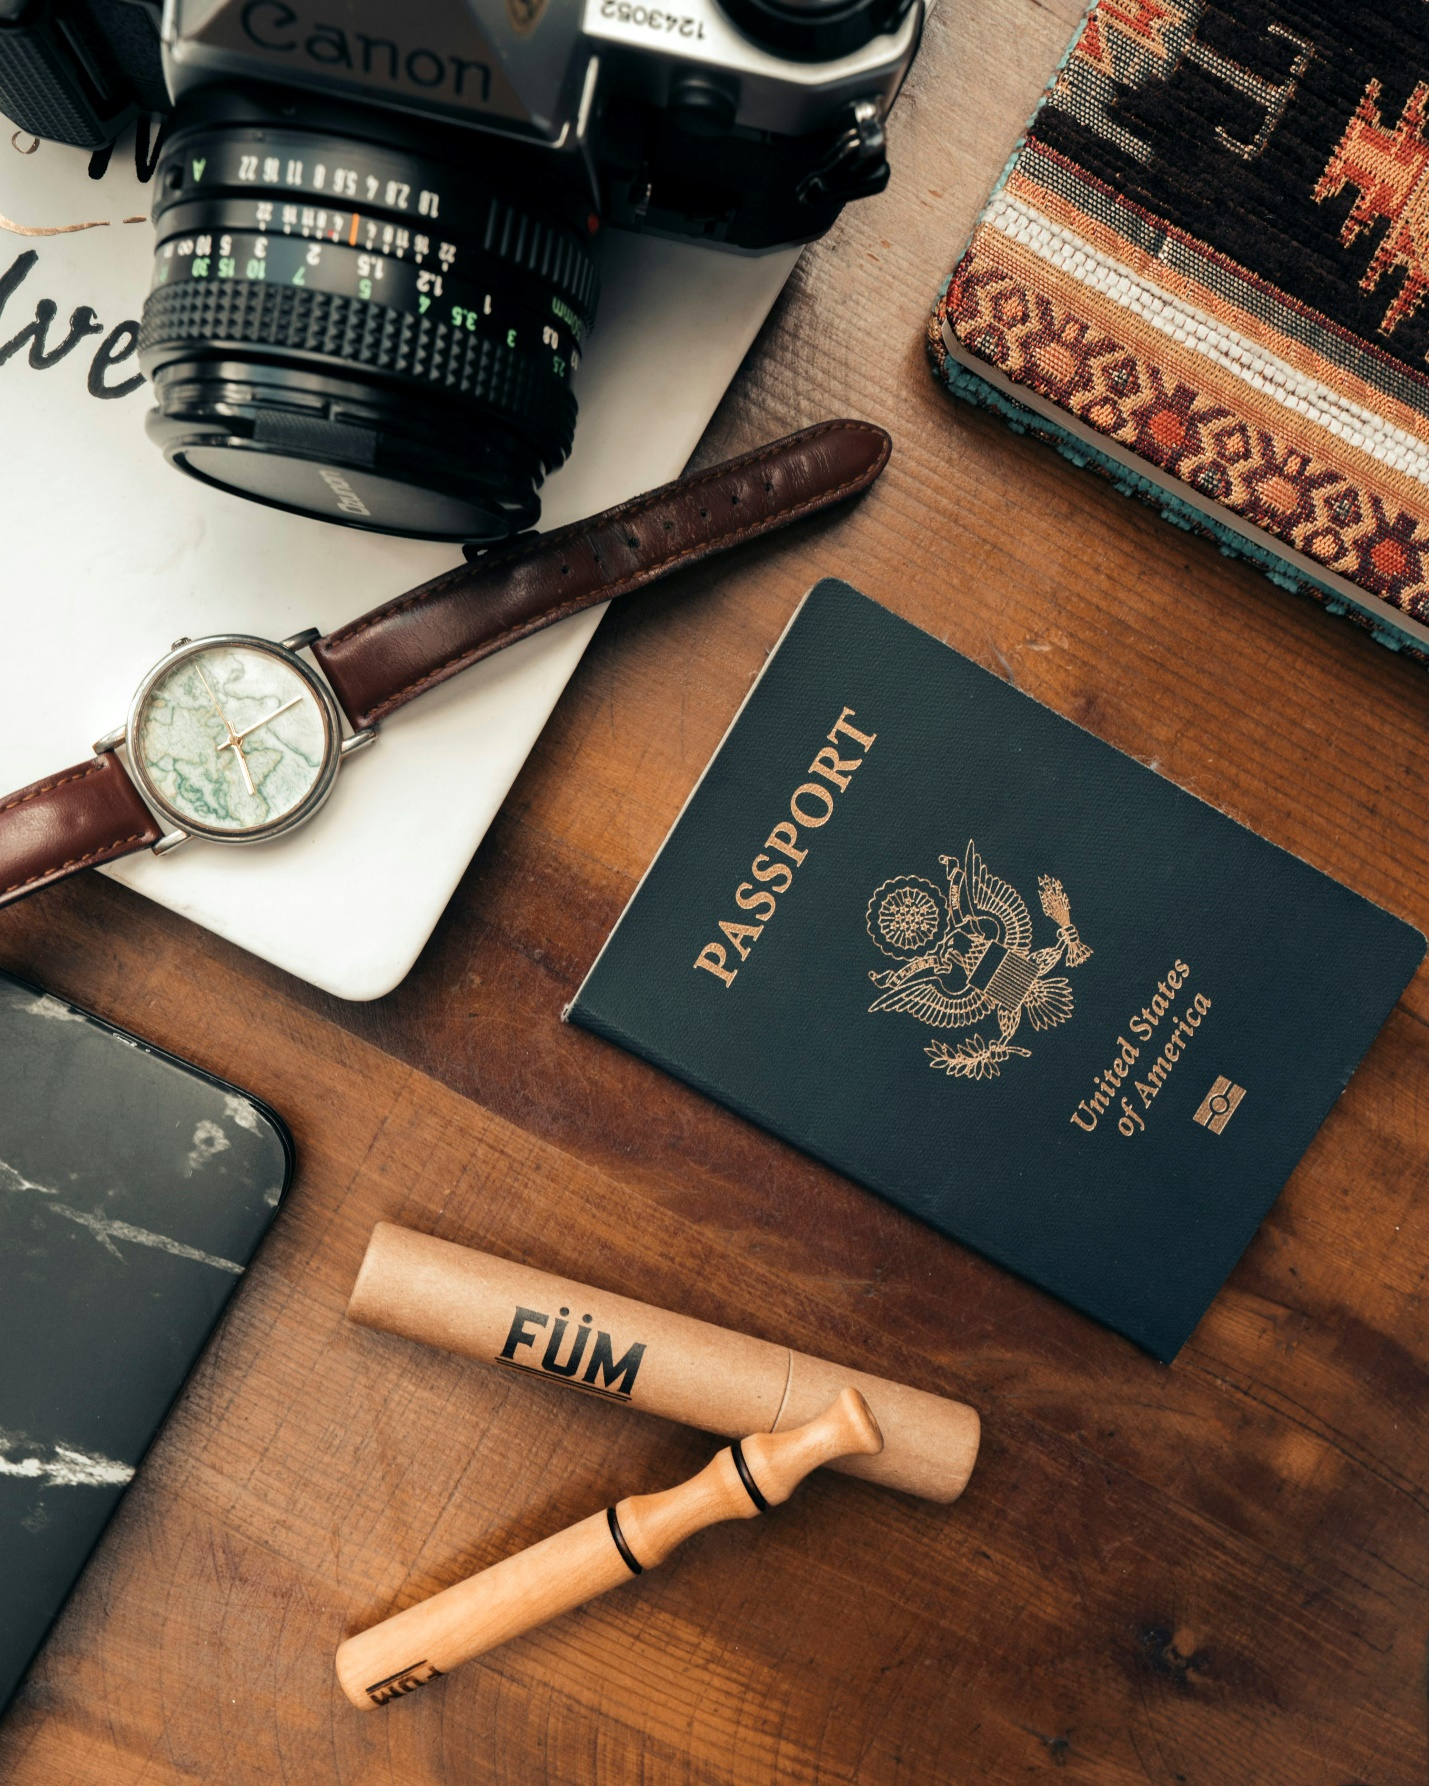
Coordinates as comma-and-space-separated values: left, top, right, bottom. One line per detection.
3, 0, 1428, 1778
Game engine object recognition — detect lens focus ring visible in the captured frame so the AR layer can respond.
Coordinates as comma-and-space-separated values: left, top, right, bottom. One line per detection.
139, 279, 577, 450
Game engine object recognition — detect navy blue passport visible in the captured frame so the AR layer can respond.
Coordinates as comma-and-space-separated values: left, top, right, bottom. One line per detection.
568, 580, 1424, 1360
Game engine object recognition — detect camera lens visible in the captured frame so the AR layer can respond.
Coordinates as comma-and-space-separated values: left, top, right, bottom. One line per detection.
716, 0, 915, 61
139, 91, 600, 541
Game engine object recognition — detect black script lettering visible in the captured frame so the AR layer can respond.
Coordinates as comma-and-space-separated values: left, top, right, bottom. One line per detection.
0, 291, 101, 371
90, 113, 164, 184
0, 249, 37, 328
87, 320, 144, 399
134, 116, 163, 183
0, 252, 145, 399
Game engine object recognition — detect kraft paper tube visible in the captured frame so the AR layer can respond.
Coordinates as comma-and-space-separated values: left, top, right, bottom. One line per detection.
347, 1223, 979, 1503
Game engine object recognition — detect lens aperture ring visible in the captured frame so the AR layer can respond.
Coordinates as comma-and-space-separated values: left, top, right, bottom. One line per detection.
139, 279, 578, 457
150, 229, 585, 370
153, 197, 597, 334
158, 132, 599, 316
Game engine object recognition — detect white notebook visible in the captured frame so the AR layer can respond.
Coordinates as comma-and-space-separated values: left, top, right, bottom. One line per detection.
0, 120, 797, 999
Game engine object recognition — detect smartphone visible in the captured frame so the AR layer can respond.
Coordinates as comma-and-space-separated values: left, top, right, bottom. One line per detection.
0, 969, 294, 1713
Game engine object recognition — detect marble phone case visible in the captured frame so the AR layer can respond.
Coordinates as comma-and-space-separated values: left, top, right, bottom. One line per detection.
0, 972, 292, 1712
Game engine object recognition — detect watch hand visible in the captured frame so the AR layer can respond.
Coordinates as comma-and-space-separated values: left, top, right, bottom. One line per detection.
215, 728, 258, 793
218, 696, 302, 798
195, 663, 257, 798
228, 695, 303, 743
229, 740, 257, 797
195, 664, 238, 742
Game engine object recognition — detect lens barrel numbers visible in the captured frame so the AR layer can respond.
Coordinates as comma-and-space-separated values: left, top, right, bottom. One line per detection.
135, 108, 600, 540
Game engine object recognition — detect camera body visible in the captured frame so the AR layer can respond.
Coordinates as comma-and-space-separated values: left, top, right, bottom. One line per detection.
0, 0, 165, 150
162, 0, 921, 250
0, 0, 921, 538
0, 0, 919, 244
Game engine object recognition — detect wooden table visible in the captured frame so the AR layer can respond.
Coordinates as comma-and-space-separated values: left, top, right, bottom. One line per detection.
3, 0, 1427, 1778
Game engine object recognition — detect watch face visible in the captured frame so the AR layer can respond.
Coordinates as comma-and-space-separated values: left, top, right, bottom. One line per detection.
129, 639, 339, 841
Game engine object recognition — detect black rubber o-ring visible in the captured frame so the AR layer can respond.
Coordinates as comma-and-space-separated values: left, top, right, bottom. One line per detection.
606, 1505, 643, 1575
730, 1439, 770, 1512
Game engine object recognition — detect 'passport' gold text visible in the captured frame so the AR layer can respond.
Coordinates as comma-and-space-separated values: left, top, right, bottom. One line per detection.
694, 707, 875, 986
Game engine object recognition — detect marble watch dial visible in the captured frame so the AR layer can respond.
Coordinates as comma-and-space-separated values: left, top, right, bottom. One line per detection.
132, 643, 332, 836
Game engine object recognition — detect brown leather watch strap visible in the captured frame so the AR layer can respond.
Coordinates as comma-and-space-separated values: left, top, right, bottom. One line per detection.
0, 753, 162, 910
0, 420, 889, 915
312, 418, 891, 732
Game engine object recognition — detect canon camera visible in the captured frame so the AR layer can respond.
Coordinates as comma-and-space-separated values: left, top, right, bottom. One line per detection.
0, 0, 920, 538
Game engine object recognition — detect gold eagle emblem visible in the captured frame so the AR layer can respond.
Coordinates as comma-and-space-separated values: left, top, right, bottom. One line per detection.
864, 840, 1092, 1079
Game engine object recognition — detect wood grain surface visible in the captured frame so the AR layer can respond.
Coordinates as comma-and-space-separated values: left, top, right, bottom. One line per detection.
3, 0, 1428, 1779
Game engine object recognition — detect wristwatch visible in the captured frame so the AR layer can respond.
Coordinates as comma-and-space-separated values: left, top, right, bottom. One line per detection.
0, 421, 889, 912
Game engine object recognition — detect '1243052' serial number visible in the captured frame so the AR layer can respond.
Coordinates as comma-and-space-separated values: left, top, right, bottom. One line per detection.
600, 0, 707, 35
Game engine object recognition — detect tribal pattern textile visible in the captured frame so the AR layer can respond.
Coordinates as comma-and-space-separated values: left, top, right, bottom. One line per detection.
933, 0, 1429, 661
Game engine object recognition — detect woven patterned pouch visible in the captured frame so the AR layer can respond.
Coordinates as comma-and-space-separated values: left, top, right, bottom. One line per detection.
932, 0, 1429, 664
